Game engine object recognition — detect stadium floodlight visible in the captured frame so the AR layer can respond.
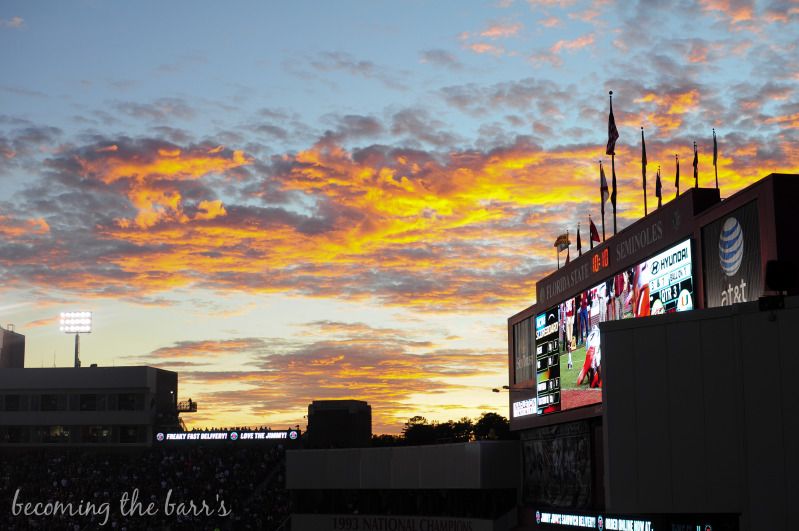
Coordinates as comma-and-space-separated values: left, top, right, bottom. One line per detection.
60, 311, 92, 368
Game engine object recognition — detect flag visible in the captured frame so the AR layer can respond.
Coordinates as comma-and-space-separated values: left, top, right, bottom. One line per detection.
554, 233, 570, 251
600, 161, 609, 214
607, 92, 619, 156
577, 224, 582, 256
675, 153, 680, 195
656, 166, 662, 208
589, 217, 600, 244
713, 129, 718, 167
566, 246, 570, 264
693, 141, 698, 188
641, 127, 647, 190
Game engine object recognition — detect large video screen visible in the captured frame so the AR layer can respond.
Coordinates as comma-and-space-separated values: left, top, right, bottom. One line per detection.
534, 239, 694, 415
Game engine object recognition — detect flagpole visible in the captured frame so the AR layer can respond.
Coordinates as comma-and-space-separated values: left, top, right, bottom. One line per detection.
675, 154, 679, 197
713, 128, 719, 189
611, 153, 617, 234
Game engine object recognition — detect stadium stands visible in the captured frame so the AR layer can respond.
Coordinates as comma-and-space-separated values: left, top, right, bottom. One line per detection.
0, 443, 289, 530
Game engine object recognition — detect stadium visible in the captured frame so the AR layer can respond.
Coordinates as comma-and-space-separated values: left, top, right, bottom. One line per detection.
507, 173, 798, 530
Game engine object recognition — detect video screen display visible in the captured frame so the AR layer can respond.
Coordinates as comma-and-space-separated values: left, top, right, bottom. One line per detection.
535, 306, 560, 414
536, 239, 694, 415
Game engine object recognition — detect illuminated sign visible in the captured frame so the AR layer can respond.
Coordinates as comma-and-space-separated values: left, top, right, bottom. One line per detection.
603, 517, 653, 531
646, 239, 693, 314
535, 306, 561, 414
591, 248, 610, 274
155, 430, 299, 442
702, 201, 761, 307
512, 398, 536, 417
535, 508, 730, 530
538, 239, 695, 417
537, 511, 598, 529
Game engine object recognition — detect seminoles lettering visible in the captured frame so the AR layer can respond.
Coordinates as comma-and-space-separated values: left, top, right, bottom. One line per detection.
651, 246, 687, 275
541, 262, 591, 304
615, 221, 664, 262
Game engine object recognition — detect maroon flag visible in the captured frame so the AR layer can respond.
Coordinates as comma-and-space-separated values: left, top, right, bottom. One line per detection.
675, 153, 680, 197
600, 161, 609, 214
693, 141, 699, 188
577, 224, 582, 256
589, 217, 600, 244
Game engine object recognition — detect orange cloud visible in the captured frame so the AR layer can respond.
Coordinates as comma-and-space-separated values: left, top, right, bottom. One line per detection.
699, 0, 754, 24
469, 42, 505, 55
0, 216, 49, 237
75, 144, 249, 228
550, 33, 594, 54
765, 112, 799, 129
480, 22, 523, 38
24, 317, 56, 328
151, 325, 507, 433
688, 43, 709, 63
5, 133, 797, 313
539, 16, 561, 27
633, 90, 701, 132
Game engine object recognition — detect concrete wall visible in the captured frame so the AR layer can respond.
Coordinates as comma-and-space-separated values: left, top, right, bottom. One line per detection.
601, 297, 799, 531
287, 441, 520, 490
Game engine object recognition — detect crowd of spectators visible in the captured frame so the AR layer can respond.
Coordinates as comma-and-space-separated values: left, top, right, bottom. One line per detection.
0, 444, 290, 530
187, 426, 292, 433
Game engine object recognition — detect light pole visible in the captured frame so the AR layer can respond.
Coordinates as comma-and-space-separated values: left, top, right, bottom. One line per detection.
60, 311, 92, 368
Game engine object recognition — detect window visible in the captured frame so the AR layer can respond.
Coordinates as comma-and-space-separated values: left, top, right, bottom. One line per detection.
41, 394, 65, 411
4, 395, 20, 411
120, 426, 139, 443
80, 394, 97, 411
82, 426, 111, 443
117, 393, 143, 411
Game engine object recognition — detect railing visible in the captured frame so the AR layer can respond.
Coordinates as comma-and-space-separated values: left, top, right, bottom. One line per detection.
176, 400, 197, 412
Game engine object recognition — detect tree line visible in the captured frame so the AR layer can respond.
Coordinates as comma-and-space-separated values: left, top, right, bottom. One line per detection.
372, 412, 516, 446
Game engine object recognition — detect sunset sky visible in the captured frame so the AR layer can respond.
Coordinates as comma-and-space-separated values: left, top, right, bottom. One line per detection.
1, 1, 798, 433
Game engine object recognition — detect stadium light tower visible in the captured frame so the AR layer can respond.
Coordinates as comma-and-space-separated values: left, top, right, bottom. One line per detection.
60, 311, 92, 368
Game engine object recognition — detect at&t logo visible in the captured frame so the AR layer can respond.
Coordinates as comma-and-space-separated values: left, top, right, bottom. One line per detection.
719, 217, 743, 276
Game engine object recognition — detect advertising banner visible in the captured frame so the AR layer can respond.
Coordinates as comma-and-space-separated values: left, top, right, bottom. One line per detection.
702, 201, 761, 307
